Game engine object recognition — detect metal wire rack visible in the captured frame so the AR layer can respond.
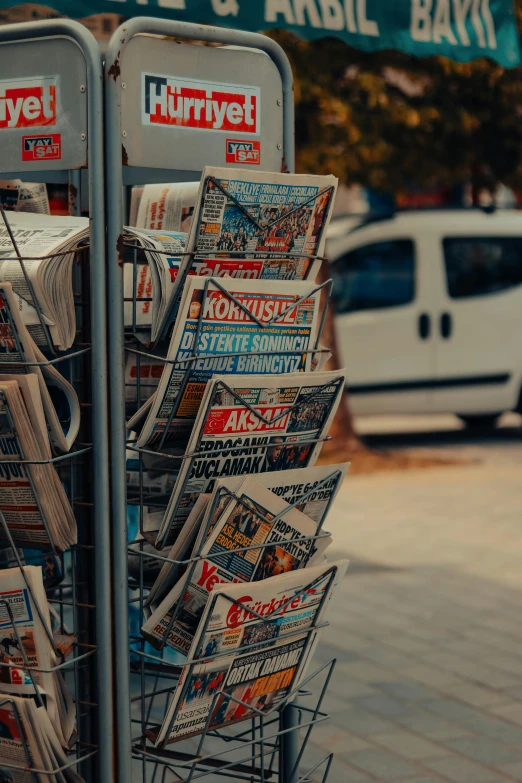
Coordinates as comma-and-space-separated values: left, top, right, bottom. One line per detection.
123, 242, 342, 782
0, 209, 100, 781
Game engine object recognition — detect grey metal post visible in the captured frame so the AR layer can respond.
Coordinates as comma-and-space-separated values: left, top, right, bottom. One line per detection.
0, 19, 114, 783
105, 17, 295, 782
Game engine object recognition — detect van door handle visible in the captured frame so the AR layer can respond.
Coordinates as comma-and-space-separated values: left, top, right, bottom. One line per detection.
440, 312, 452, 339
418, 313, 431, 340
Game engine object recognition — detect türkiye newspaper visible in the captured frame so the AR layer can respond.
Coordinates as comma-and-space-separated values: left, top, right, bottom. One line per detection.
129, 276, 324, 448
143, 463, 350, 610
149, 560, 348, 746
142, 475, 333, 654
155, 369, 346, 548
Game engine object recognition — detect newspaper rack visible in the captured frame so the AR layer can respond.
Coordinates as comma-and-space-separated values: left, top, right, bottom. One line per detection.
128, 484, 340, 782
0, 19, 112, 783
106, 17, 338, 783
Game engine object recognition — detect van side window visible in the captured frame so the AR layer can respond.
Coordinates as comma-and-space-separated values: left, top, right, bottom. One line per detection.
332, 240, 415, 314
443, 237, 522, 299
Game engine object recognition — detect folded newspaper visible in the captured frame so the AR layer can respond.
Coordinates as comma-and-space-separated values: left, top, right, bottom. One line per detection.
128, 276, 326, 448
0, 180, 50, 215
154, 368, 346, 549
147, 559, 348, 746
0, 282, 80, 453
145, 463, 350, 613
0, 379, 77, 551
0, 694, 84, 782
123, 227, 187, 345
133, 182, 199, 233
0, 566, 76, 749
0, 213, 89, 351
142, 475, 332, 654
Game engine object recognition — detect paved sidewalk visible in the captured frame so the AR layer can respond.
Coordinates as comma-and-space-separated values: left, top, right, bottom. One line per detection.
305, 421, 522, 783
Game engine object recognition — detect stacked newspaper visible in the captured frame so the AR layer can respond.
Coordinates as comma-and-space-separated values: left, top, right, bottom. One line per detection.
123, 227, 187, 345
154, 369, 346, 548
144, 463, 349, 611
0, 283, 80, 453
0, 566, 76, 748
125, 169, 337, 345
0, 212, 89, 350
0, 377, 77, 551
143, 475, 333, 655
147, 559, 348, 747
127, 276, 327, 449
0, 695, 83, 782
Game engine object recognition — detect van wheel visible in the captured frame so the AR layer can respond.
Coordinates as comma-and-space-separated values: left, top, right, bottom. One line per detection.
457, 413, 501, 429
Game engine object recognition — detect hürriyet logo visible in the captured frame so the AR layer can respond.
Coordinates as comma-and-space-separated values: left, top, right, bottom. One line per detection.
142, 74, 259, 134
0, 77, 57, 129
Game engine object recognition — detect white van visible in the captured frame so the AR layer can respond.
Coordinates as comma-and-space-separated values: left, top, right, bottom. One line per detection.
327, 210, 522, 427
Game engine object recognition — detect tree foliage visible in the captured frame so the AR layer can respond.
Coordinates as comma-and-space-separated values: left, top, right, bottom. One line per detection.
270, 3, 522, 193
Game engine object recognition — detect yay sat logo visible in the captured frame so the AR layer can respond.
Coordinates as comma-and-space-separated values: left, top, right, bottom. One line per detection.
226, 139, 261, 165
22, 134, 61, 162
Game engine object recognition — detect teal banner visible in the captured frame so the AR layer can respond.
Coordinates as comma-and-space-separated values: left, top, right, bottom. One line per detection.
3, 0, 521, 67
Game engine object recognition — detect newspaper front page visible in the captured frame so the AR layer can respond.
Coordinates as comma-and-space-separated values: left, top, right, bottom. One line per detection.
150, 560, 348, 746
156, 369, 346, 547
130, 276, 323, 448
185, 167, 337, 284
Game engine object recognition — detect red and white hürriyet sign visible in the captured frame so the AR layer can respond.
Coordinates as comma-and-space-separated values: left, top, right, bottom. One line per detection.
0, 77, 57, 129
142, 74, 260, 135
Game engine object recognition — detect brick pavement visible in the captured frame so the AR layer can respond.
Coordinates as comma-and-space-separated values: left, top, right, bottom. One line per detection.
302, 424, 522, 783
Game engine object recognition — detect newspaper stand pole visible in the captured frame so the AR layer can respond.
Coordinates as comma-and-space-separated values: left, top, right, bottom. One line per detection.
106, 17, 335, 783
0, 20, 113, 783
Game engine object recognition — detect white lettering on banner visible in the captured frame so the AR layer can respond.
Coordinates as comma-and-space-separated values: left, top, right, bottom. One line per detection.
410, 0, 496, 47
265, 0, 379, 35
142, 74, 260, 134
453, 0, 473, 45
357, 0, 379, 35
0, 77, 57, 129
294, 0, 323, 27
211, 0, 240, 15
433, 0, 458, 43
481, 0, 496, 48
318, 0, 345, 30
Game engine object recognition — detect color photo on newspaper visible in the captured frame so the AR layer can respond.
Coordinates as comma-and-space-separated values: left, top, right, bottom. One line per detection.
154, 369, 346, 548
147, 560, 348, 747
